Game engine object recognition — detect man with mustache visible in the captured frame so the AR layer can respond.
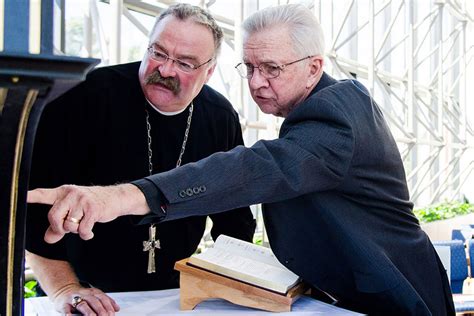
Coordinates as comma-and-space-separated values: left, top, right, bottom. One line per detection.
29, 3, 455, 316
25, 4, 255, 315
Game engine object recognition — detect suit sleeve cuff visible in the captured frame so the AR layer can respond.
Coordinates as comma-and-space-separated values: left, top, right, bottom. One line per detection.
131, 178, 167, 225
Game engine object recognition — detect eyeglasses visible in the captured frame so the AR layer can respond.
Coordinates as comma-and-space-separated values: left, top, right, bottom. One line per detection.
147, 45, 213, 73
235, 55, 314, 79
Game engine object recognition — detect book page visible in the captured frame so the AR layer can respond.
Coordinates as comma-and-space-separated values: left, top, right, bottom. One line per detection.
190, 235, 300, 293
213, 235, 288, 269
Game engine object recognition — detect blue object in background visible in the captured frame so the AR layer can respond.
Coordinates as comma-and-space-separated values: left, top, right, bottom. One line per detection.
433, 240, 468, 293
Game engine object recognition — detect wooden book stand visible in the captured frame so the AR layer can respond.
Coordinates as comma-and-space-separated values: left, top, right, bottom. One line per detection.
174, 258, 307, 312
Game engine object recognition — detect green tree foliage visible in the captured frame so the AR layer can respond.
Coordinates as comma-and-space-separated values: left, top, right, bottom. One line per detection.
24, 280, 38, 298
414, 202, 474, 223
65, 18, 86, 56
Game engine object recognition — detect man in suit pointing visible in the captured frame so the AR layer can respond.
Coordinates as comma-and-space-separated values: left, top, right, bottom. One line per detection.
29, 4, 454, 315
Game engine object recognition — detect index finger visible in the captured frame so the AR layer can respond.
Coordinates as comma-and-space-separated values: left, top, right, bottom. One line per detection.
27, 188, 58, 205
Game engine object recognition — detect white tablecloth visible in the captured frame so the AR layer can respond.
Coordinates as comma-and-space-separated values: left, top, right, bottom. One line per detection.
25, 288, 364, 315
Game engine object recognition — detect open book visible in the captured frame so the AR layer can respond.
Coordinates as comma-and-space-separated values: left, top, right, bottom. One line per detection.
187, 235, 301, 294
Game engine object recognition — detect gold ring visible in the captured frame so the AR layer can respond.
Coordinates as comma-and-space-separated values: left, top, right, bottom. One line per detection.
71, 295, 84, 308
66, 217, 81, 224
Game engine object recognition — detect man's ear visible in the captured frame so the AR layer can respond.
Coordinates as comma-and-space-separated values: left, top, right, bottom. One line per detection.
306, 56, 324, 88
204, 62, 217, 83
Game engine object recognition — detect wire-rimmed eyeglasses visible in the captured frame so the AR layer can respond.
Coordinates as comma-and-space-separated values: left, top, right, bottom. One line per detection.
235, 55, 314, 79
147, 45, 213, 73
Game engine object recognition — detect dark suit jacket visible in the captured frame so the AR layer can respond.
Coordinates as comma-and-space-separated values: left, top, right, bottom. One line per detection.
139, 73, 455, 315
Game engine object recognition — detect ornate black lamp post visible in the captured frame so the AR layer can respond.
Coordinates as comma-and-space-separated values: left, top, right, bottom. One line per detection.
0, 1, 98, 315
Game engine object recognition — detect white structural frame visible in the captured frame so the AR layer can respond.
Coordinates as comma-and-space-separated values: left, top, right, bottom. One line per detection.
62, 0, 473, 210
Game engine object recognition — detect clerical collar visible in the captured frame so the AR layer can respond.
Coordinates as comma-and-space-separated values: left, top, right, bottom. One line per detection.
145, 98, 188, 116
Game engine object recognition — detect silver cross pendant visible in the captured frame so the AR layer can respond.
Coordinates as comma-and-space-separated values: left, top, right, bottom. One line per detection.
143, 224, 161, 273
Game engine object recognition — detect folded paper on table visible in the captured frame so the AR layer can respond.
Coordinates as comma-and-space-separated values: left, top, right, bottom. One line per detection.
453, 294, 474, 303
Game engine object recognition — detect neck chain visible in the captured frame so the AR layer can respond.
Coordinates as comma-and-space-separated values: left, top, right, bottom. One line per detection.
143, 102, 194, 274
145, 102, 194, 175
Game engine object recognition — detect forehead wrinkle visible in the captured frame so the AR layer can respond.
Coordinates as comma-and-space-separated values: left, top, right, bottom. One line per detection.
243, 34, 293, 64
151, 16, 215, 61
243, 44, 277, 65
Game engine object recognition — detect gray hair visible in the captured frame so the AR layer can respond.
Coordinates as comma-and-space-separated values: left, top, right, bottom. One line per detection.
242, 4, 325, 58
151, 3, 224, 57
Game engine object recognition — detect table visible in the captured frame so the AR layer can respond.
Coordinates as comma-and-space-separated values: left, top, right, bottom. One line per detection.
25, 288, 364, 315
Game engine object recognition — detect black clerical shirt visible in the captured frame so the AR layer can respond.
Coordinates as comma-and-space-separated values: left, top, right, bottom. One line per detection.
26, 62, 255, 292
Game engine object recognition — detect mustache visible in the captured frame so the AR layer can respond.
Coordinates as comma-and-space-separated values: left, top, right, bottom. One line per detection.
145, 70, 181, 95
